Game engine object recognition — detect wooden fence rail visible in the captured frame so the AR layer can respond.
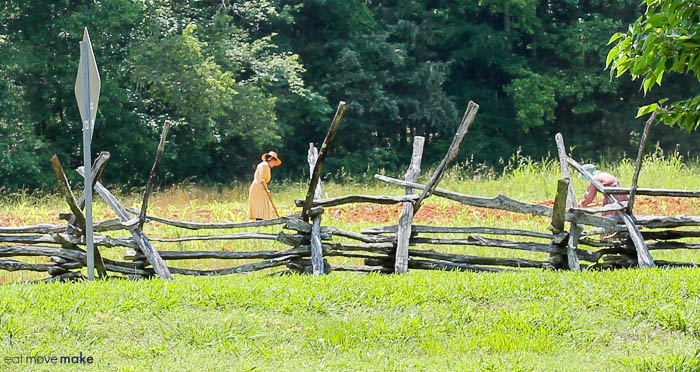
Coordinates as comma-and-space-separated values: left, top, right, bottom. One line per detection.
1, 102, 698, 282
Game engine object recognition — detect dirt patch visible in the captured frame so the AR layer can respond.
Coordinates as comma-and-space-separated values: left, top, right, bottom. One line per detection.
326, 196, 698, 225
633, 196, 699, 215
415, 204, 463, 223
148, 208, 245, 222
532, 196, 698, 216
328, 202, 533, 224
189, 209, 216, 221
327, 204, 395, 224
0, 212, 27, 226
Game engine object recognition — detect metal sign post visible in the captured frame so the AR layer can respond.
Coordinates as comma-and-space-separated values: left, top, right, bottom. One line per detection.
75, 28, 101, 280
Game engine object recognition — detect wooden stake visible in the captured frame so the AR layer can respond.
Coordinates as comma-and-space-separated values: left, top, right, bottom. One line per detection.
628, 112, 656, 213
310, 215, 324, 275
551, 179, 569, 233
50, 155, 86, 231
302, 101, 347, 221
553, 133, 580, 270
395, 136, 425, 274
308, 143, 322, 200
307, 142, 325, 275
414, 101, 479, 212
139, 120, 171, 229
554, 133, 577, 207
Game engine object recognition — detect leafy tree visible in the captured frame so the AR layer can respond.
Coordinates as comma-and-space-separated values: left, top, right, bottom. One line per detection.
0, 0, 310, 187
0, 73, 50, 190
607, 0, 700, 130
275, 0, 460, 175
1, 0, 698, 191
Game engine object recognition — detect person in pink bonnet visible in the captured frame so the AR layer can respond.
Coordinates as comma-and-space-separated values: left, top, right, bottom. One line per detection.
578, 164, 629, 217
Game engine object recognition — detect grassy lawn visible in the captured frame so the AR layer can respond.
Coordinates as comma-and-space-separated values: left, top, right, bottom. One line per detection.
0, 270, 699, 371
0, 154, 699, 370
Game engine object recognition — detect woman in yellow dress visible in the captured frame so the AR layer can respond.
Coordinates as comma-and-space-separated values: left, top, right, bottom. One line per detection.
249, 151, 282, 220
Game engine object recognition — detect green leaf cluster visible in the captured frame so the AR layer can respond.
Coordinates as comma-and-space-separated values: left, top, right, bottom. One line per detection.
607, 0, 700, 130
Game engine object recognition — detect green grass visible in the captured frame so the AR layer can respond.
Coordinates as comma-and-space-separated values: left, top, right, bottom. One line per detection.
0, 270, 699, 371
0, 154, 699, 370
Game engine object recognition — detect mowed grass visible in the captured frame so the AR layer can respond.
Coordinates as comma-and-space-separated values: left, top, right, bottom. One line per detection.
0, 153, 699, 370
0, 271, 699, 371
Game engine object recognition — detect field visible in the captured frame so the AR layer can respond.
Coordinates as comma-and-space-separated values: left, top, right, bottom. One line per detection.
0, 153, 699, 370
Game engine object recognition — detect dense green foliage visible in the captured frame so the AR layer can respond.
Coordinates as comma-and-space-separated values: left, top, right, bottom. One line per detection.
608, 0, 700, 130
0, 0, 698, 190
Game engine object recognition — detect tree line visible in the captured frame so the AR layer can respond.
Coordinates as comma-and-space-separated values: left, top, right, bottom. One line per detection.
0, 0, 697, 191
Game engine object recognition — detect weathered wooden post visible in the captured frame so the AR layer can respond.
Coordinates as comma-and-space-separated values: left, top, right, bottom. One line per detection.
301, 101, 347, 275
396, 101, 478, 272
307, 142, 324, 275
301, 101, 347, 220
552, 133, 580, 270
413, 101, 480, 211
394, 136, 425, 273
51, 155, 86, 232
74, 28, 101, 280
308, 143, 322, 200
554, 134, 577, 207
139, 120, 171, 229
628, 112, 657, 214
551, 179, 569, 235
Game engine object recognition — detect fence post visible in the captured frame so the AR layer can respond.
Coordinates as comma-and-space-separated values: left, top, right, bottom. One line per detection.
301, 101, 347, 221
308, 143, 322, 200
139, 120, 171, 230
413, 101, 479, 211
394, 136, 425, 273
553, 133, 580, 270
629, 112, 656, 214
308, 142, 325, 276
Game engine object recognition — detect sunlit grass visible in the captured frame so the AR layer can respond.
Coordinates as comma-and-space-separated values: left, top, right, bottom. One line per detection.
0, 270, 699, 370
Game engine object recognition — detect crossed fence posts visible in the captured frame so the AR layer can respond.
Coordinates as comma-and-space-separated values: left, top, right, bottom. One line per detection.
1, 101, 699, 282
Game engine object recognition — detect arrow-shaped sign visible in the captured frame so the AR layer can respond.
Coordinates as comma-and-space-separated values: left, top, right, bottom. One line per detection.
74, 27, 101, 139
74, 27, 101, 280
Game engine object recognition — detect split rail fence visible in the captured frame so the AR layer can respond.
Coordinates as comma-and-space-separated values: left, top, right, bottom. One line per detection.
1, 101, 698, 282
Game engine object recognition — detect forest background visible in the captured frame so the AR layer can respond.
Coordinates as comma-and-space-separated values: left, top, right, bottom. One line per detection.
1, 0, 698, 191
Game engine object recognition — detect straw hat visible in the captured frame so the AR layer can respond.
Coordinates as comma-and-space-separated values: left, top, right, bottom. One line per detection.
580, 164, 599, 178
261, 151, 282, 166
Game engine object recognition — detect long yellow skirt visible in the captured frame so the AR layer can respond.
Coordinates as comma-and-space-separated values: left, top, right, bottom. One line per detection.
249, 181, 274, 220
